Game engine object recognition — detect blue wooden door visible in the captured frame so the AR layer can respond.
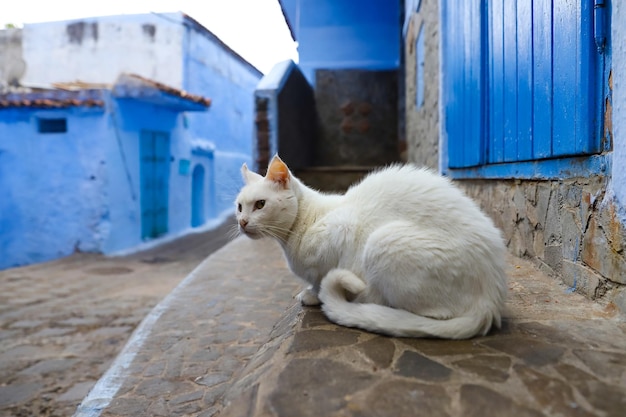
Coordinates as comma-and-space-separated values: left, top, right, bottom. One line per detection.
443, 0, 601, 170
140, 131, 170, 239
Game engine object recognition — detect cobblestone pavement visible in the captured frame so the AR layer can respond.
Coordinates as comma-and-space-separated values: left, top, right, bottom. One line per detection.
0, 220, 234, 417
75, 237, 303, 417
73, 234, 626, 417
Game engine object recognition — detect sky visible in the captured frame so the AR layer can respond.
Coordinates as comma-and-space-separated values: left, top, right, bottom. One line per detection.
1, 0, 298, 74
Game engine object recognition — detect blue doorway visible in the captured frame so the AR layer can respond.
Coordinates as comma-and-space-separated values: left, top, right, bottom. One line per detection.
191, 164, 205, 227
140, 130, 170, 239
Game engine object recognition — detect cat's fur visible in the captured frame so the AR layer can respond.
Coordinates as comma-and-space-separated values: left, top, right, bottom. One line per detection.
235, 156, 507, 339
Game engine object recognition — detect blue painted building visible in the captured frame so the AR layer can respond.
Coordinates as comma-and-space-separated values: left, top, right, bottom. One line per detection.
0, 75, 214, 269
0, 13, 262, 269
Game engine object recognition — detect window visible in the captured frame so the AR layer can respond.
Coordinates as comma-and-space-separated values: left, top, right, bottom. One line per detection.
441, 0, 607, 179
37, 118, 67, 134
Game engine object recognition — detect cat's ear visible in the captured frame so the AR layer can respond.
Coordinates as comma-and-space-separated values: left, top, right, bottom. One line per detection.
241, 163, 263, 184
266, 155, 290, 188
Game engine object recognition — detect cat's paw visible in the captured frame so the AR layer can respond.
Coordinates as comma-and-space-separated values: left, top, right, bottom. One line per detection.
297, 287, 321, 306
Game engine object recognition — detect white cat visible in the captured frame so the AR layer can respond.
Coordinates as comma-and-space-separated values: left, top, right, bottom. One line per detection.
235, 156, 507, 339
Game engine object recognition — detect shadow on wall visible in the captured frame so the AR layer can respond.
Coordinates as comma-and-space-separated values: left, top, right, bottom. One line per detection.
254, 60, 317, 173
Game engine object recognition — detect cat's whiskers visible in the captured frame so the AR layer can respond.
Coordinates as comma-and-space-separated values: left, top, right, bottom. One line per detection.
227, 223, 242, 241
260, 225, 293, 241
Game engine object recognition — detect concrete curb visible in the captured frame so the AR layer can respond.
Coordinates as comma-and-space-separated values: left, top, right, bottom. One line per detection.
72, 251, 220, 417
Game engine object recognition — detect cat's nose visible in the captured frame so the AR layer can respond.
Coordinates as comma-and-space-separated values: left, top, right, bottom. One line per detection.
239, 219, 248, 229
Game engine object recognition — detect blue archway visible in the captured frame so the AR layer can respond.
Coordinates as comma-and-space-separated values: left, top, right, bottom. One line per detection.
191, 164, 205, 227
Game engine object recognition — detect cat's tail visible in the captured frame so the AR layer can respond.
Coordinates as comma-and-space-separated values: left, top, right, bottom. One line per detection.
319, 269, 500, 340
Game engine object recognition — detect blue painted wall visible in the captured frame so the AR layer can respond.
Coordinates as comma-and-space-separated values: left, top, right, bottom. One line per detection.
0, 105, 109, 268
1, 13, 263, 269
0, 92, 209, 269
182, 17, 262, 213
279, 0, 401, 82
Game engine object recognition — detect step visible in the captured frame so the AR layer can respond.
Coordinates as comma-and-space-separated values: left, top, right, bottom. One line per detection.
294, 166, 378, 192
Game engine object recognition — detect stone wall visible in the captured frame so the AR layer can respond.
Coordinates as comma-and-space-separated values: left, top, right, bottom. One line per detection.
404, 0, 439, 170
458, 177, 626, 312
314, 69, 399, 166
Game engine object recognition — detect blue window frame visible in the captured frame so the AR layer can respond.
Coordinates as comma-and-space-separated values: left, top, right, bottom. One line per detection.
441, 0, 608, 179
37, 117, 67, 133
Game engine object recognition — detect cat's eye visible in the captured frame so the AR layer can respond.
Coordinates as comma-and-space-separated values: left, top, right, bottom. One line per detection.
237, 203, 242, 212
254, 200, 265, 210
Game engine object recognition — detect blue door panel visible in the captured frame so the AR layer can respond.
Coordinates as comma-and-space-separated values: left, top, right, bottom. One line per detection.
140, 130, 170, 239
502, 0, 518, 163
532, 0, 554, 159
488, 0, 504, 164
446, 0, 484, 169
516, 0, 533, 162
552, 0, 579, 157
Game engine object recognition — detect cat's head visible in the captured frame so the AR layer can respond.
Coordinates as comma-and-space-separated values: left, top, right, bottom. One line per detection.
235, 155, 298, 240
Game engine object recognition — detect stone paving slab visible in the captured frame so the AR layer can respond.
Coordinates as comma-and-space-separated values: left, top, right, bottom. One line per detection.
0, 220, 233, 417
76, 234, 626, 417
74, 237, 302, 417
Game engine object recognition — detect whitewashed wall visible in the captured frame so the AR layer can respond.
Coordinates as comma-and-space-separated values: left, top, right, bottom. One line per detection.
21, 13, 185, 88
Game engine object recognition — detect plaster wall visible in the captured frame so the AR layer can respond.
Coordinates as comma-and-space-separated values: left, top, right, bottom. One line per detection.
0, 107, 109, 269
21, 14, 185, 88
279, 0, 400, 83
0, 28, 25, 89
404, 0, 439, 169
182, 24, 261, 215
183, 22, 260, 155
611, 1, 626, 217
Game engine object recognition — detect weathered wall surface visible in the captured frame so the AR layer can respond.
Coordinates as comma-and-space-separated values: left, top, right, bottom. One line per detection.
21, 15, 185, 88
314, 69, 399, 166
458, 178, 626, 311
0, 28, 25, 90
611, 2, 626, 216
404, 0, 439, 170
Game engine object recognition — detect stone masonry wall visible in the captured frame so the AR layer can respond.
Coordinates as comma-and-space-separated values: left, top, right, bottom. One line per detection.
314, 69, 399, 167
458, 177, 626, 312
404, 0, 439, 170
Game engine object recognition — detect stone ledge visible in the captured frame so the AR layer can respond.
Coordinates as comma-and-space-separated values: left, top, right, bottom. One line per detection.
219, 256, 626, 417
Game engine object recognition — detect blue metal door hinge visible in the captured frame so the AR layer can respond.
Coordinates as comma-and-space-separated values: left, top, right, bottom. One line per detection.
594, 0, 607, 54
